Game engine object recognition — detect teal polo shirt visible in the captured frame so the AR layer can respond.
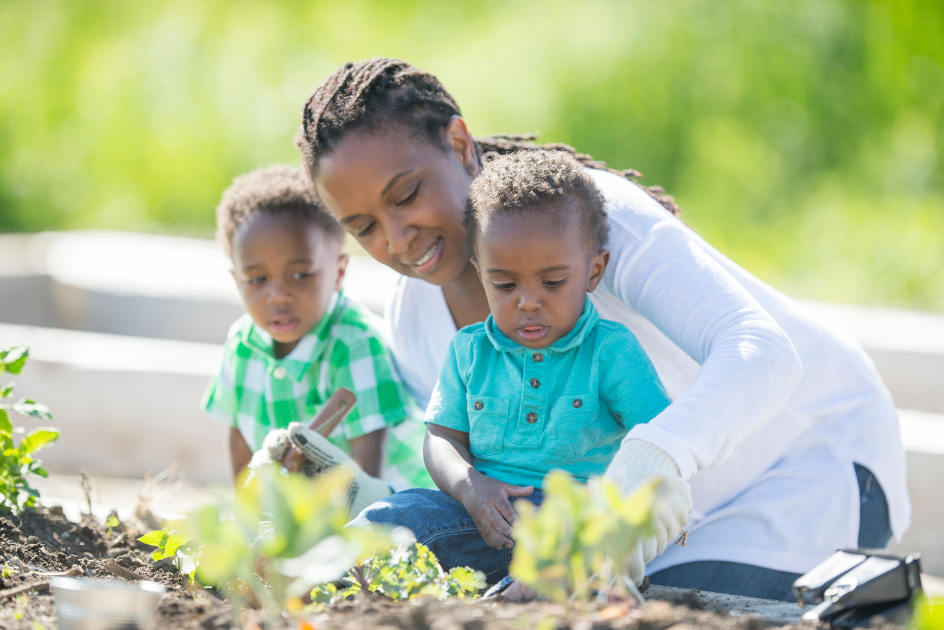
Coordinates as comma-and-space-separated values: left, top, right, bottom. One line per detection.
425, 297, 672, 488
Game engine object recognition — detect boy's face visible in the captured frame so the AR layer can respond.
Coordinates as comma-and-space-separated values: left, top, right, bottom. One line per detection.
231, 212, 348, 358
471, 203, 608, 349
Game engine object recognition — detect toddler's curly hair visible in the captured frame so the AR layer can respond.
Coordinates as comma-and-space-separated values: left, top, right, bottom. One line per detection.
465, 151, 610, 255
215, 165, 344, 255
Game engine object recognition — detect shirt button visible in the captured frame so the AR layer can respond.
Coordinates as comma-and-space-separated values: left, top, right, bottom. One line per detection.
474, 401, 484, 411
532, 352, 544, 362
526, 412, 538, 424
530, 378, 540, 389
272, 367, 287, 380
572, 399, 583, 408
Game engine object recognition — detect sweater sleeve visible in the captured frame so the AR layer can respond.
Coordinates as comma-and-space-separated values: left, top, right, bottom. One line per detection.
594, 172, 803, 480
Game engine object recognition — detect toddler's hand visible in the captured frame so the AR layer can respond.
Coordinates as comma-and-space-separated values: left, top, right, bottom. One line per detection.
460, 474, 534, 550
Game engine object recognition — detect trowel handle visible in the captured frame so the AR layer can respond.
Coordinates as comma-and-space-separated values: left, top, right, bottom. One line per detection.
280, 388, 357, 473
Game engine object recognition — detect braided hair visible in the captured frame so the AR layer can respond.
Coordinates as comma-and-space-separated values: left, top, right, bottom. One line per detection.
296, 58, 681, 217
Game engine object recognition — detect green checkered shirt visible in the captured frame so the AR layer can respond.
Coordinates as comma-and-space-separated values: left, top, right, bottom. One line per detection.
202, 291, 434, 490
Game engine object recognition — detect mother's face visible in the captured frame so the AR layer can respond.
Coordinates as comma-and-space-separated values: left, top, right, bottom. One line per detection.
314, 117, 480, 286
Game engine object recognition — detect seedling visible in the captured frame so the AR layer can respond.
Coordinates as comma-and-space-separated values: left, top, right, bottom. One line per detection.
509, 470, 661, 604
0, 344, 59, 512
140, 464, 395, 617
138, 527, 201, 581
310, 541, 486, 606
106, 514, 121, 536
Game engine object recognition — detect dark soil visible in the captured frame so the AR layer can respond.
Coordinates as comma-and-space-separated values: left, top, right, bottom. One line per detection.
0, 507, 906, 630
0, 506, 231, 629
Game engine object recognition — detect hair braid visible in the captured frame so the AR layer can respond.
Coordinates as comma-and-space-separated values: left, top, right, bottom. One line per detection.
296, 58, 681, 218
473, 134, 681, 217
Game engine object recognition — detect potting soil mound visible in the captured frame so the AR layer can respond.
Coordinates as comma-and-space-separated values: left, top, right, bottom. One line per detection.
0, 506, 906, 630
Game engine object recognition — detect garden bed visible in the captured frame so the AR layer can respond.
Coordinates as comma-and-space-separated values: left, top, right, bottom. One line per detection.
0, 504, 909, 630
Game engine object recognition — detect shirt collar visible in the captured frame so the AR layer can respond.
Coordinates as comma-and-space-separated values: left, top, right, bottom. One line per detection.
483, 295, 599, 354
238, 291, 342, 381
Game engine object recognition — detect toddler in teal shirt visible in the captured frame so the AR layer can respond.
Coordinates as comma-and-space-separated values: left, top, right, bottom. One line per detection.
351, 150, 671, 583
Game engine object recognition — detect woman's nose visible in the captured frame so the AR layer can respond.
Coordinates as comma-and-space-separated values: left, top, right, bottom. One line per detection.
386, 217, 417, 256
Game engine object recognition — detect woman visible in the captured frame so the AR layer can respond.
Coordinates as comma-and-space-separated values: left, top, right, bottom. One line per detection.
295, 58, 909, 601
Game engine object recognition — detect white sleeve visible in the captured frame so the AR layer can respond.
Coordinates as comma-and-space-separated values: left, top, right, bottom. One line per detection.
596, 174, 803, 480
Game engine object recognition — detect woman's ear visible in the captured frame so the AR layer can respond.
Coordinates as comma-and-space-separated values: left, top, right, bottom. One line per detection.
586, 249, 610, 293
444, 116, 479, 178
334, 253, 350, 291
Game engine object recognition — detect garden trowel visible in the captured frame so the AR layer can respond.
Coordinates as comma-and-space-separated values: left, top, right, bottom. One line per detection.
280, 387, 357, 474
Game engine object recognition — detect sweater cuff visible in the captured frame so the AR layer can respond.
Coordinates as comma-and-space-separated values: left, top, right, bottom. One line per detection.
624, 424, 698, 481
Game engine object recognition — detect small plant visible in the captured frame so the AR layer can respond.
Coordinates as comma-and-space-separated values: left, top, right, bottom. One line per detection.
137, 527, 201, 580
509, 470, 661, 604
0, 344, 59, 512
106, 514, 121, 536
310, 541, 486, 606
140, 464, 395, 617
1, 563, 13, 579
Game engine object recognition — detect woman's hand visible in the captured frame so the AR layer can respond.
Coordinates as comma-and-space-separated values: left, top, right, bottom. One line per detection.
458, 472, 533, 550
605, 439, 692, 585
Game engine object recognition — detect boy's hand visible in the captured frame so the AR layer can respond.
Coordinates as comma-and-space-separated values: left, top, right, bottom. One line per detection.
459, 473, 533, 550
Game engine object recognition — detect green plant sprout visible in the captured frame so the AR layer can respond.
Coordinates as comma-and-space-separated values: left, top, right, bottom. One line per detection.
137, 527, 201, 581
1, 563, 13, 579
509, 470, 661, 604
0, 344, 59, 512
310, 541, 486, 607
106, 514, 121, 536
140, 464, 395, 617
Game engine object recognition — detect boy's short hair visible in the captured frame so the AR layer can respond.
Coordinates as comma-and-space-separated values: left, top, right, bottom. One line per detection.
216, 165, 344, 255
464, 151, 609, 255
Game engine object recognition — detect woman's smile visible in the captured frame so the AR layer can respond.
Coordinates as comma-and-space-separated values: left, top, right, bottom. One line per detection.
408, 237, 444, 275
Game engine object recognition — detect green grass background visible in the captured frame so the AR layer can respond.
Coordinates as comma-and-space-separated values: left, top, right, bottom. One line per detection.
1, 0, 942, 310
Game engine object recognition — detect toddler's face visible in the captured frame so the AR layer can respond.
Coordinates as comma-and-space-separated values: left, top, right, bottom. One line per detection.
472, 204, 608, 349
231, 213, 347, 358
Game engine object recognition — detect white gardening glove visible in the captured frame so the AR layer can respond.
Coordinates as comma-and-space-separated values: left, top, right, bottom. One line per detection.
287, 423, 393, 517
247, 428, 293, 477
605, 439, 693, 586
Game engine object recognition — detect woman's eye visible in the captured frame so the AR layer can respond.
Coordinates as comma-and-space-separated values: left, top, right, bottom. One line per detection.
396, 184, 420, 206
544, 279, 566, 287
493, 282, 516, 291
356, 222, 376, 237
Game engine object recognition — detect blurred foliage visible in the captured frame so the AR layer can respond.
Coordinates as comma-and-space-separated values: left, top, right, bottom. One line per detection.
510, 472, 659, 603
1, 0, 942, 309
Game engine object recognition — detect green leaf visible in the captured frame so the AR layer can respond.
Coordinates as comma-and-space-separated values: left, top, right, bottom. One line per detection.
20, 428, 59, 455
12, 399, 52, 421
0, 382, 13, 398
0, 410, 10, 434
0, 347, 29, 375
137, 529, 168, 546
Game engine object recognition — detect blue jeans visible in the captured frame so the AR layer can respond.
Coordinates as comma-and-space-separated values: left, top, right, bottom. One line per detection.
649, 463, 892, 601
350, 463, 891, 599
349, 488, 544, 584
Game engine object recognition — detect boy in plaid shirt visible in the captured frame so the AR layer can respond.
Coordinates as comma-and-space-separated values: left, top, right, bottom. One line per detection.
203, 165, 433, 512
